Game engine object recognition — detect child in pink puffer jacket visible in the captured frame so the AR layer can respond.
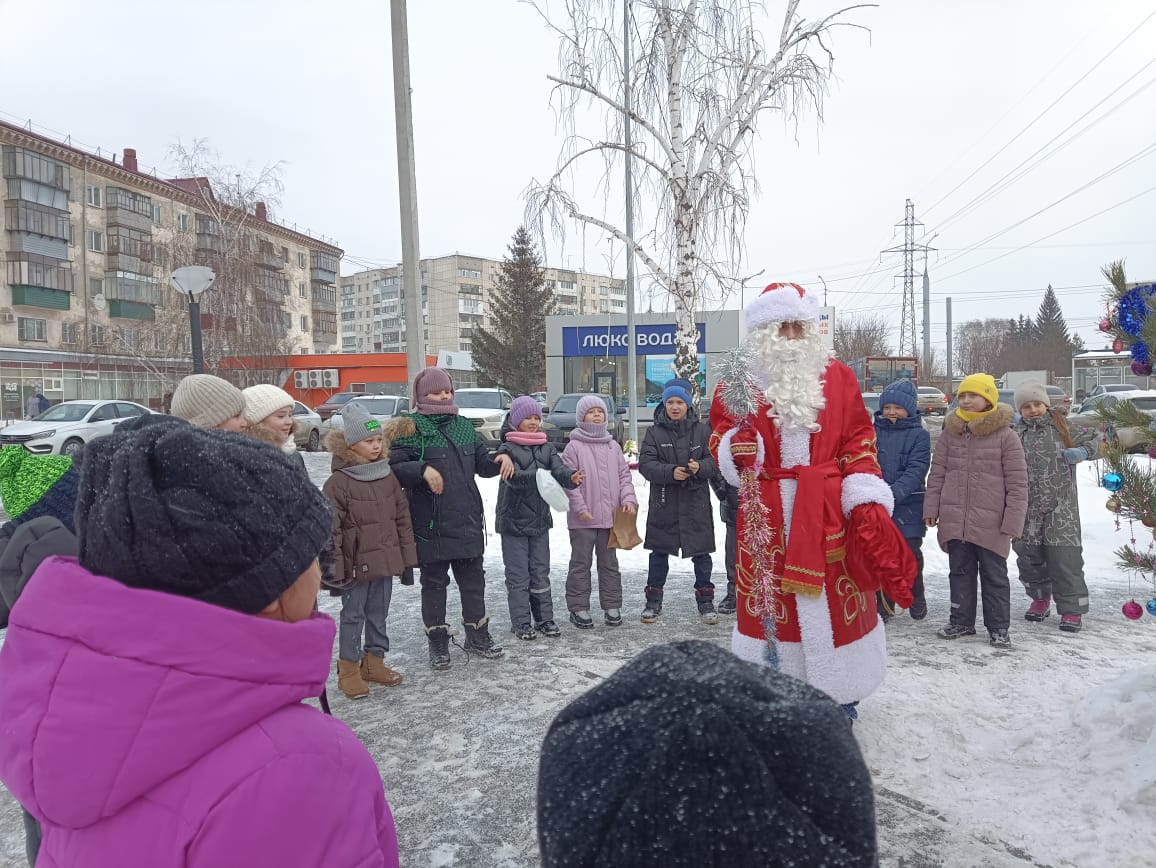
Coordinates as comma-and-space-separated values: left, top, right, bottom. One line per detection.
560, 395, 638, 630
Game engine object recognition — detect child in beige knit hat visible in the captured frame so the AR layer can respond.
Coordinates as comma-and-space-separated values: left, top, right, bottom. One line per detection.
170, 375, 247, 431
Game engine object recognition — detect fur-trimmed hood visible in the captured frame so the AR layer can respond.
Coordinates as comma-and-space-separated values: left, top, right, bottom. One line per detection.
246, 424, 298, 454
382, 416, 416, 443
944, 403, 1015, 437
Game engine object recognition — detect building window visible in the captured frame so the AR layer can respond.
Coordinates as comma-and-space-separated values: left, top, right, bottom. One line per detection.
1, 146, 70, 191
298, 282, 307, 298
86, 185, 102, 207
458, 268, 482, 279
152, 205, 163, 225
300, 315, 310, 332
154, 332, 167, 352
89, 324, 108, 346
17, 317, 47, 342
120, 327, 139, 350
178, 212, 190, 232
86, 230, 103, 252
280, 246, 289, 263
89, 277, 103, 297
61, 322, 79, 344
559, 280, 575, 290
297, 251, 307, 268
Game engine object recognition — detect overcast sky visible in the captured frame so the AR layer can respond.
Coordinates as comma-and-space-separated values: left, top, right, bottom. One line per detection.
1, 0, 1153, 356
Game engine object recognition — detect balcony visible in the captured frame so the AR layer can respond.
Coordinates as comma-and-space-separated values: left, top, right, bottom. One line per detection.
311, 285, 337, 312
253, 247, 283, 271
196, 232, 223, 254
310, 250, 339, 283
106, 205, 153, 233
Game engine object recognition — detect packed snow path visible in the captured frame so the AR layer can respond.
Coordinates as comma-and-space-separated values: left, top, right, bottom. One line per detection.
0, 452, 1153, 867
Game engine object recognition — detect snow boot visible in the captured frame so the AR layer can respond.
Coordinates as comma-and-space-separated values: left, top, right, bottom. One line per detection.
537, 619, 562, 638
989, 629, 1012, 648
937, 623, 977, 640
512, 622, 538, 640
604, 608, 623, 627
1025, 597, 1051, 622
569, 610, 594, 630
640, 587, 664, 624
361, 653, 404, 687
696, 588, 719, 625
337, 659, 370, 699
463, 616, 505, 659
425, 624, 453, 671
1059, 613, 1083, 633
717, 587, 737, 615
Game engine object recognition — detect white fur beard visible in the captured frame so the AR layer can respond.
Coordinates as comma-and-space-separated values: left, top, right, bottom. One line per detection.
746, 324, 832, 431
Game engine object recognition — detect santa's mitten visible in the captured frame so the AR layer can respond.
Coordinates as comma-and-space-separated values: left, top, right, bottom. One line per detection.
846, 503, 916, 609
717, 425, 764, 487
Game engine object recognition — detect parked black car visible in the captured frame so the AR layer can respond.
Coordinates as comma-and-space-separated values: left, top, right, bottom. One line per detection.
542, 393, 626, 445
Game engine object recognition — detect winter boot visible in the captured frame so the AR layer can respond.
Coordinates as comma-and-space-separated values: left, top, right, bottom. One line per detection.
1059, 613, 1083, 633
696, 588, 719, 625
537, 619, 562, 638
1025, 597, 1051, 622
361, 653, 404, 687
425, 624, 453, 671
337, 659, 370, 699
512, 623, 538, 640
908, 594, 928, 621
717, 583, 737, 615
989, 629, 1012, 648
463, 616, 505, 659
569, 610, 594, 629
937, 623, 977, 640
603, 608, 623, 627
640, 587, 664, 624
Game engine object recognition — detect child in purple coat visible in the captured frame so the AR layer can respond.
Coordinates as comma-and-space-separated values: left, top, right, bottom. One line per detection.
560, 395, 638, 629
0, 420, 399, 867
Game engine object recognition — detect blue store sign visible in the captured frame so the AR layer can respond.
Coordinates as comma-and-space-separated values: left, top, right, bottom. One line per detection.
562, 323, 707, 356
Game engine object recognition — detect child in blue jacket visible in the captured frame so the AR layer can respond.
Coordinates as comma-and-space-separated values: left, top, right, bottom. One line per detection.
874, 380, 932, 620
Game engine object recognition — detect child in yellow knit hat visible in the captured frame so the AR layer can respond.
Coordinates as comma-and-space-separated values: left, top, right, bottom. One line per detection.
923, 373, 1029, 648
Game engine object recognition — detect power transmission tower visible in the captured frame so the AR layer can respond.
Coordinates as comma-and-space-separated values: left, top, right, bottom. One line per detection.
881, 199, 935, 358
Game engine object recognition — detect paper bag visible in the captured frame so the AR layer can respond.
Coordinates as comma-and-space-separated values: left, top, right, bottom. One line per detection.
608, 507, 642, 550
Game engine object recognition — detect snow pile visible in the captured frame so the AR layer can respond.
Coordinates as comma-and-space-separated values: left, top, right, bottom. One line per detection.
1070, 665, 1156, 814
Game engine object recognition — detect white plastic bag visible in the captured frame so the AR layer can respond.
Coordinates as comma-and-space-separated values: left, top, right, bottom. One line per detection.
536, 468, 571, 512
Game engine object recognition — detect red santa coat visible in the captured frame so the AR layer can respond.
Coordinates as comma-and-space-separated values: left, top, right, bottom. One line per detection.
710, 360, 913, 705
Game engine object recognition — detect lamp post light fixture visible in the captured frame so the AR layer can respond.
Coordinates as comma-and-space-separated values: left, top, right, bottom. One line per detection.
171, 266, 215, 374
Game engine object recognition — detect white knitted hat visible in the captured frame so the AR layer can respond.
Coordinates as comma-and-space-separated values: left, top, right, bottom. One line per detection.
242, 384, 294, 425
169, 375, 246, 429
745, 282, 820, 334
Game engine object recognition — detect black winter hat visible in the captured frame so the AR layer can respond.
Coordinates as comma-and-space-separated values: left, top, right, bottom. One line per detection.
75, 421, 332, 614
538, 641, 877, 868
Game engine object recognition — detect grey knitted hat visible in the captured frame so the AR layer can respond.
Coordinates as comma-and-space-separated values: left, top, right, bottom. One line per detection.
1013, 381, 1049, 411
340, 401, 383, 446
170, 375, 246, 429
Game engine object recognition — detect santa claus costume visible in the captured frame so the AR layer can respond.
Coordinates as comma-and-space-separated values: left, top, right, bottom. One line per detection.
710, 283, 916, 710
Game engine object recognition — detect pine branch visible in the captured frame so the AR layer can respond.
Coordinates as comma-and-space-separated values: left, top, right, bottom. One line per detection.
1095, 399, 1156, 439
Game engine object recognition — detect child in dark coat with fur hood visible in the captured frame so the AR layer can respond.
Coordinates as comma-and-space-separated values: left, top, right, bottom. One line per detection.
323, 402, 418, 700
494, 396, 583, 640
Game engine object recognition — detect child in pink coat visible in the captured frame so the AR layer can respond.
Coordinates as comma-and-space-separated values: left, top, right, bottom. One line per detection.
560, 395, 638, 629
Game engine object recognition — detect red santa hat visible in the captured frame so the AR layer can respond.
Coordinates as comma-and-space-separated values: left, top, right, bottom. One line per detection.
744, 282, 820, 334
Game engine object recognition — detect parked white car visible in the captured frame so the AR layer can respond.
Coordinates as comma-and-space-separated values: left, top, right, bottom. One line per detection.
1068, 390, 1156, 453
455, 388, 513, 449
322, 395, 410, 435
0, 400, 151, 456
291, 401, 324, 451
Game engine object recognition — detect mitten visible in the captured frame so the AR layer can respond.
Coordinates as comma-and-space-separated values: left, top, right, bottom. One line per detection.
845, 503, 917, 609
1062, 446, 1088, 465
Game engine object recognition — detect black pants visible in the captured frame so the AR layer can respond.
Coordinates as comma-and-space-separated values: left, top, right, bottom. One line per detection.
907, 535, 925, 601
723, 521, 737, 594
647, 551, 714, 595
947, 540, 1010, 632
420, 557, 487, 627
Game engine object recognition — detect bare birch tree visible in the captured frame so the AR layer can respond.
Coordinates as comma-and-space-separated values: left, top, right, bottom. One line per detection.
833, 312, 890, 361
526, 0, 867, 390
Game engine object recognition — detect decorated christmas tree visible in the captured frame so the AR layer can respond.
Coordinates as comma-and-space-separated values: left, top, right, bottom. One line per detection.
1092, 259, 1156, 618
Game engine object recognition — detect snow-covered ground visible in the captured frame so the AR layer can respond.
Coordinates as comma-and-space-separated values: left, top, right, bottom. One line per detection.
1, 452, 1154, 867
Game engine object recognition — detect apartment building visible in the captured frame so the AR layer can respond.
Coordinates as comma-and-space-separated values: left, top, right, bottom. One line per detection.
339, 253, 626, 358
0, 121, 341, 419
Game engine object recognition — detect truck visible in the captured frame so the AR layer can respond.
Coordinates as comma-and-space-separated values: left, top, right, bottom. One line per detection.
849, 357, 918, 393
1002, 370, 1049, 390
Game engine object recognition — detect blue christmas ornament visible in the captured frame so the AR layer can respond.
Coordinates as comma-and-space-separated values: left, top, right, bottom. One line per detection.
1132, 341, 1150, 364
1147, 599, 1156, 616
1116, 285, 1156, 337
1102, 472, 1125, 492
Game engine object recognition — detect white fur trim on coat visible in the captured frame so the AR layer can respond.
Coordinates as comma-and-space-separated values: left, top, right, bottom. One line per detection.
745, 285, 820, 334
841, 472, 894, 517
718, 427, 764, 488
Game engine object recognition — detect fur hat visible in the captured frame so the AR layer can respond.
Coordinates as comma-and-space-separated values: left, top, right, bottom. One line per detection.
75, 423, 331, 614
0, 448, 79, 532
242, 384, 294, 426
660, 378, 694, 409
340, 401, 383, 447
509, 396, 542, 430
878, 379, 918, 417
576, 395, 608, 423
170, 375, 246, 429
538, 640, 877, 867
1013, 381, 1049, 411
957, 373, 999, 408
745, 282, 820, 334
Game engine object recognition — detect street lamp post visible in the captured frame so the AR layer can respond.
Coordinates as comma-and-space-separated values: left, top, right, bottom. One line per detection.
171, 266, 216, 374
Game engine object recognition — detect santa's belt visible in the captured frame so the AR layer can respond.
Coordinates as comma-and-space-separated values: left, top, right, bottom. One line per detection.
763, 460, 841, 598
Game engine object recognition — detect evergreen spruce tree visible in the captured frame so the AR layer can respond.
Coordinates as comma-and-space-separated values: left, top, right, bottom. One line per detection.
472, 228, 557, 395
1035, 285, 1082, 376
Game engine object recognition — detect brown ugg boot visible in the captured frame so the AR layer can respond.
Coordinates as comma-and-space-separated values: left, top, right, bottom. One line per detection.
361, 653, 404, 687
337, 659, 370, 699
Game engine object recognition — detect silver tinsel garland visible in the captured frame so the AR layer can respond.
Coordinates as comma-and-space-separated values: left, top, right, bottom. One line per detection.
715, 344, 764, 419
